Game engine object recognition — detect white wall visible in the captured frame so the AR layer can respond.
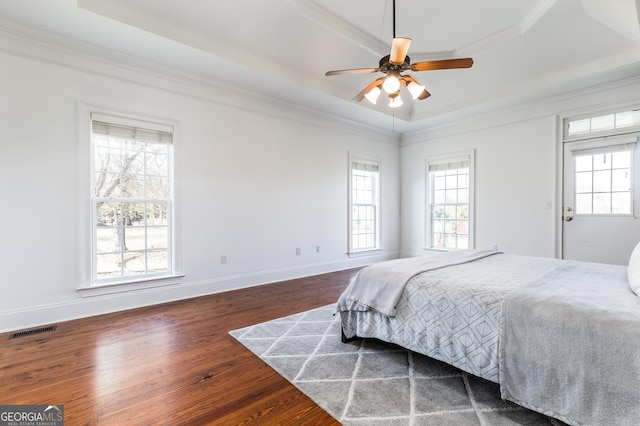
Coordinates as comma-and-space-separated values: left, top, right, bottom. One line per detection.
400, 116, 558, 258
0, 33, 400, 332
400, 76, 640, 260
2, 23, 639, 333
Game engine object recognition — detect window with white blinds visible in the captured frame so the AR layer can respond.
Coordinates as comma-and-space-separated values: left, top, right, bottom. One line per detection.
91, 112, 174, 284
427, 151, 474, 250
349, 155, 381, 253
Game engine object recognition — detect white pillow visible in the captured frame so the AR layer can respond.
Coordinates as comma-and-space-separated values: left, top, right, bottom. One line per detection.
627, 241, 640, 297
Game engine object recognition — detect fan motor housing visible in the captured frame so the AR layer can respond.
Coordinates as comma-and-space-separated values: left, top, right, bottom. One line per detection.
379, 54, 411, 72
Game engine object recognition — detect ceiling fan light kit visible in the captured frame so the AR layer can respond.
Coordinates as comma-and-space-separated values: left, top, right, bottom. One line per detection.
325, 0, 474, 109
382, 70, 401, 93
364, 86, 382, 104
388, 91, 403, 108
406, 80, 426, 99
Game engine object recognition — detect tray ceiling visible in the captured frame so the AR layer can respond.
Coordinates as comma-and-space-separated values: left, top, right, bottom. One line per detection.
1, 0, 639, 133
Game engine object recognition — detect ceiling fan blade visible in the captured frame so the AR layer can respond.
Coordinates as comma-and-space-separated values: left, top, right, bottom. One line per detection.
352, 77, 385, 102
325, 68, 379, 76
389, 37, 412, 65
400, 75, 431, 100
410, 58, 474, 72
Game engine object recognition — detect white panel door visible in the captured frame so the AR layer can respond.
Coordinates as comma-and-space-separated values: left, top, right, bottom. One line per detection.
562, 135, 640, 265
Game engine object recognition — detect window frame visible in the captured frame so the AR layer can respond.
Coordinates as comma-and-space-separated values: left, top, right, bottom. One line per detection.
78, 105, 183, 296
425, 150, 475, 251
566, 135, 638, 217
348, 152, 382, 256
564, 107, 640, 142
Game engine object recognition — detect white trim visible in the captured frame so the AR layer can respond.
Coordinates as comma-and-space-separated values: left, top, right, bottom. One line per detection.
1, 254, 398, 334
402, 77, 640, 144
347, 248, 384, 258
0, 19, 397, 145
554, 114, 564, 259
78, 274, 186, 297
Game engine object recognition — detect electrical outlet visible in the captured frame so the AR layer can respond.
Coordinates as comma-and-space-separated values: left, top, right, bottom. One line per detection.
296, 247, 301, 256
316, 245, 320, 253
220, 254, 228, 264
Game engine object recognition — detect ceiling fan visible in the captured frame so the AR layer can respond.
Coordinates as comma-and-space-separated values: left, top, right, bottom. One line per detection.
325, 0, 473, 108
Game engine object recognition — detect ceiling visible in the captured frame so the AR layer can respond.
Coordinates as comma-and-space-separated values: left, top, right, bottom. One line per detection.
1, 0, 640, 133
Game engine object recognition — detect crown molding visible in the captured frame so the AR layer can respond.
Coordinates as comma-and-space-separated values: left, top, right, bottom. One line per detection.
0, 17, 397, 145
519, 0, 558, 34
284, 0, 388, 58
401, 73, 640, 144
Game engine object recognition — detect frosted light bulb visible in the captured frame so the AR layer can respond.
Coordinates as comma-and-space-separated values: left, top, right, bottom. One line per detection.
382, 75, 400, 93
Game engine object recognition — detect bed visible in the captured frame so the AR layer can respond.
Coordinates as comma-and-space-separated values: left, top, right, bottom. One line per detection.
336, 249, 640, 426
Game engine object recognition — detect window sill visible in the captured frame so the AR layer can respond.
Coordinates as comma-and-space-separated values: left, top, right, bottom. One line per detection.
348, 248, 383, 258
423, 247, 451, 252
78, 274, 186, 297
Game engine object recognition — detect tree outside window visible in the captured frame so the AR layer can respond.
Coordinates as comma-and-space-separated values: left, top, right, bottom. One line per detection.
91, 115, 173, 283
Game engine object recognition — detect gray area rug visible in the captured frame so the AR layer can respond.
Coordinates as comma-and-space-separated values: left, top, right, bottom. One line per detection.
229, 304, 567, 426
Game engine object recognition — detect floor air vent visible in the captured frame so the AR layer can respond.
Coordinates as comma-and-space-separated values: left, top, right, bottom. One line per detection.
9, 325, 57, 339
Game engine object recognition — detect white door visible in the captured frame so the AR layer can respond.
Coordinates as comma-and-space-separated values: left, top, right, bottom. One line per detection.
562, 134, 640, 265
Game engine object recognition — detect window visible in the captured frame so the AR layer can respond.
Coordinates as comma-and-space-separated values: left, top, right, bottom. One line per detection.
427, 151, 474, 250
564, 107, 640, 217
566, 109, 640, 138
90, 113, 174, 285
571, 140, 636, 215
349, 154, 381, 253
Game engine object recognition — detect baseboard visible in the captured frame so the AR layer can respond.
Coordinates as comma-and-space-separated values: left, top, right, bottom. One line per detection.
0, 252, 398, 333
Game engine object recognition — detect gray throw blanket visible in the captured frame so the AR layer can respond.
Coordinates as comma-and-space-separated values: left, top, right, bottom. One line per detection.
500, 260, 640, 426
335, 249, 501, 316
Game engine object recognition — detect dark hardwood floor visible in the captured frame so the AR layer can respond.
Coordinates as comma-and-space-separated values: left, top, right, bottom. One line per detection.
0, 268, 360, 425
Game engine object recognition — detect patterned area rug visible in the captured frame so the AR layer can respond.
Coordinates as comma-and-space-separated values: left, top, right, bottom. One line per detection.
229, 304, 567, 426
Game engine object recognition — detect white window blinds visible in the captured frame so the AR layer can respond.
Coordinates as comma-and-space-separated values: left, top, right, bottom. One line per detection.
91, 112, 173, 144
428, 157, 469, 172
569, 135, 637, 157
352, 159, 380, 172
